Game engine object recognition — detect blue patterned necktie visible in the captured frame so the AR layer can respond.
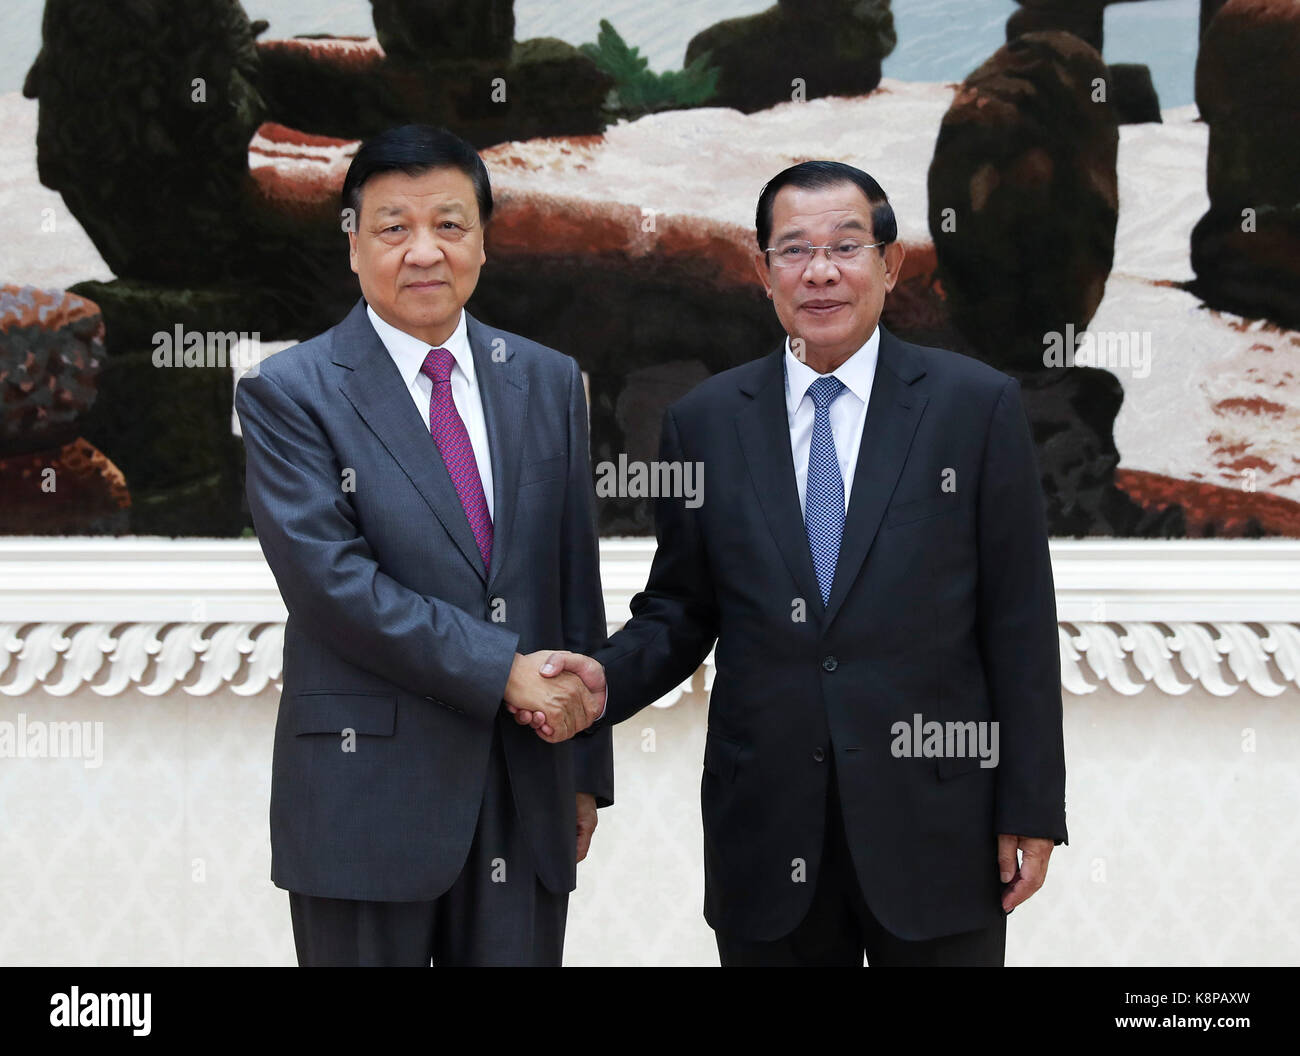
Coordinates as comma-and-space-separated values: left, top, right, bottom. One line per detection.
805, 375, 847, 605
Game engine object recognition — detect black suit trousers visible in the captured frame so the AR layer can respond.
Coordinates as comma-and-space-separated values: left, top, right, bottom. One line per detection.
714, 755, 1007, 967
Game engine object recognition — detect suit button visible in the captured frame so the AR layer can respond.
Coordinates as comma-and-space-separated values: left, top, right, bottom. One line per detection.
813, 747, 826, 762
822, 655, 838, 672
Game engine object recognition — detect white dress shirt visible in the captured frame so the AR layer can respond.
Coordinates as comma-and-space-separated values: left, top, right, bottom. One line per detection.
784, 326, 880, 516
366, 303, 494, 519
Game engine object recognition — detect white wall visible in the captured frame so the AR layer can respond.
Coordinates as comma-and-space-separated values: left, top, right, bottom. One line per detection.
3, 539, 1296, 965
2, 678, 1295, 966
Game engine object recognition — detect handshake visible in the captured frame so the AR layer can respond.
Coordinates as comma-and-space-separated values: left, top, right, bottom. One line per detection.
502, 650, 607, 743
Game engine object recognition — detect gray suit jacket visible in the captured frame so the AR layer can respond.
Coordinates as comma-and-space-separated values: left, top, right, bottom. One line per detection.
235, 297, 613, 901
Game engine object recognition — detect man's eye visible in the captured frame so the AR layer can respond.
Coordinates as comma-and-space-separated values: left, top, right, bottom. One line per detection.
834, 241, 861, 253
383, 225, 404, 234
780, 246, 807, 258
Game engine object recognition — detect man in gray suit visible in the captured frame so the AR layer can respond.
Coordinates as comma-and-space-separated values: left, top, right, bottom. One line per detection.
235, 125, 610, 966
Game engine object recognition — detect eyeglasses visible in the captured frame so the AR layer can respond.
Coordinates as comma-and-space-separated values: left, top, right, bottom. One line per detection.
764, 239, 886, 268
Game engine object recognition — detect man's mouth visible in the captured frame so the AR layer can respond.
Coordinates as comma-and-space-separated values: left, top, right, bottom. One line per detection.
405, 280, 447, 289
800, 301, 846, 316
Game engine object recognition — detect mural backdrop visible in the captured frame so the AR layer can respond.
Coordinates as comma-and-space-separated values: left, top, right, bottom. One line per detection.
1, 0, 1297, 537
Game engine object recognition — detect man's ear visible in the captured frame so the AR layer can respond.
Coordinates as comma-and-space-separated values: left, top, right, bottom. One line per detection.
753, 251, 772, 298
348, 229, 358, 275
882, 241, 905, 292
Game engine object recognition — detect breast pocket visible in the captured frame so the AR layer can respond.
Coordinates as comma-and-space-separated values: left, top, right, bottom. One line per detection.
885, 492, 958, 527
518, 454, 565, 488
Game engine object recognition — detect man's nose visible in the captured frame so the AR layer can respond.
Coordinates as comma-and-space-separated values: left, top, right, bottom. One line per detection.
405, 226, 445, 266
804, 251, 840, 282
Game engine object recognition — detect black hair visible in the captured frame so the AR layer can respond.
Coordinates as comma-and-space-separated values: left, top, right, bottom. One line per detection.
341, 124, 493, 224
755, 160, 895, 256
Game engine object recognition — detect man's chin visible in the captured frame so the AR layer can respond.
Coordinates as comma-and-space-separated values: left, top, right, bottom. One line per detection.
398, 287, 454, 306
793, 322, 855, 351
389, 297, 461, 329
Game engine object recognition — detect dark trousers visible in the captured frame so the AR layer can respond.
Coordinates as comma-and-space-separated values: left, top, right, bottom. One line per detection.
715, 758, 1006, 966
288, 721, 568, 966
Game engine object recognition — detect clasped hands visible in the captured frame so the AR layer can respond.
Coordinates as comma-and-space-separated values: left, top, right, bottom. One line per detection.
503, 650, 606, 743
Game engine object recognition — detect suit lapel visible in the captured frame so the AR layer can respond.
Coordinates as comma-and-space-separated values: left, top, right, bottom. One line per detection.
333, 299, 488, 582
736, 348, 827, 617
465, 312, 528, 592
822, 326, 928, 628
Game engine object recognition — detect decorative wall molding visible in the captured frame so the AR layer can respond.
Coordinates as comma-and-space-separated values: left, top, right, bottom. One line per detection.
1058, 620, 1300, 697
1, 539, 1299, 699
0, 621, 284, 698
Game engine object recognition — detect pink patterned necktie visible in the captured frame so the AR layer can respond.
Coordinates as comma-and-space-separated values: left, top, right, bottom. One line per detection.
420, 346, 493, 571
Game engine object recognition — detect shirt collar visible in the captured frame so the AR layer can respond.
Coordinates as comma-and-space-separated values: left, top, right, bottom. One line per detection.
365, 303, 475, 388
783, 325, 880, 417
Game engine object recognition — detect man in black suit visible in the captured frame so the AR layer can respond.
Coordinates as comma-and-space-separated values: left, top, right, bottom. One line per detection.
520, 161, 1067, 966
236, 126, 610, 966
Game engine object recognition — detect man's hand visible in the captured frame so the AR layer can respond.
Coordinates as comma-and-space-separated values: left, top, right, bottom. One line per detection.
998, 834, 1054, 913
509, 650, 607, 738
543, 651, 607, 714
502, 651, 600, 742
576, 793, 597, 863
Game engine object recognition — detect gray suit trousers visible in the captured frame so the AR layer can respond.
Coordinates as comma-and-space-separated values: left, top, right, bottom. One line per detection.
288, 716, 568, 966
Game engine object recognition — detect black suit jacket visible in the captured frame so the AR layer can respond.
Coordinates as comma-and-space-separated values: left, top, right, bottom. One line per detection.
235, 298, 613, 902
595, 325, 1066, 942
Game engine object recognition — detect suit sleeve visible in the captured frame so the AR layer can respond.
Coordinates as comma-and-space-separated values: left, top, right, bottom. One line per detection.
560, 358, 614, 808
235, 368, 519, 723
594, 406, 720, 727
976, 377, 1068, 845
